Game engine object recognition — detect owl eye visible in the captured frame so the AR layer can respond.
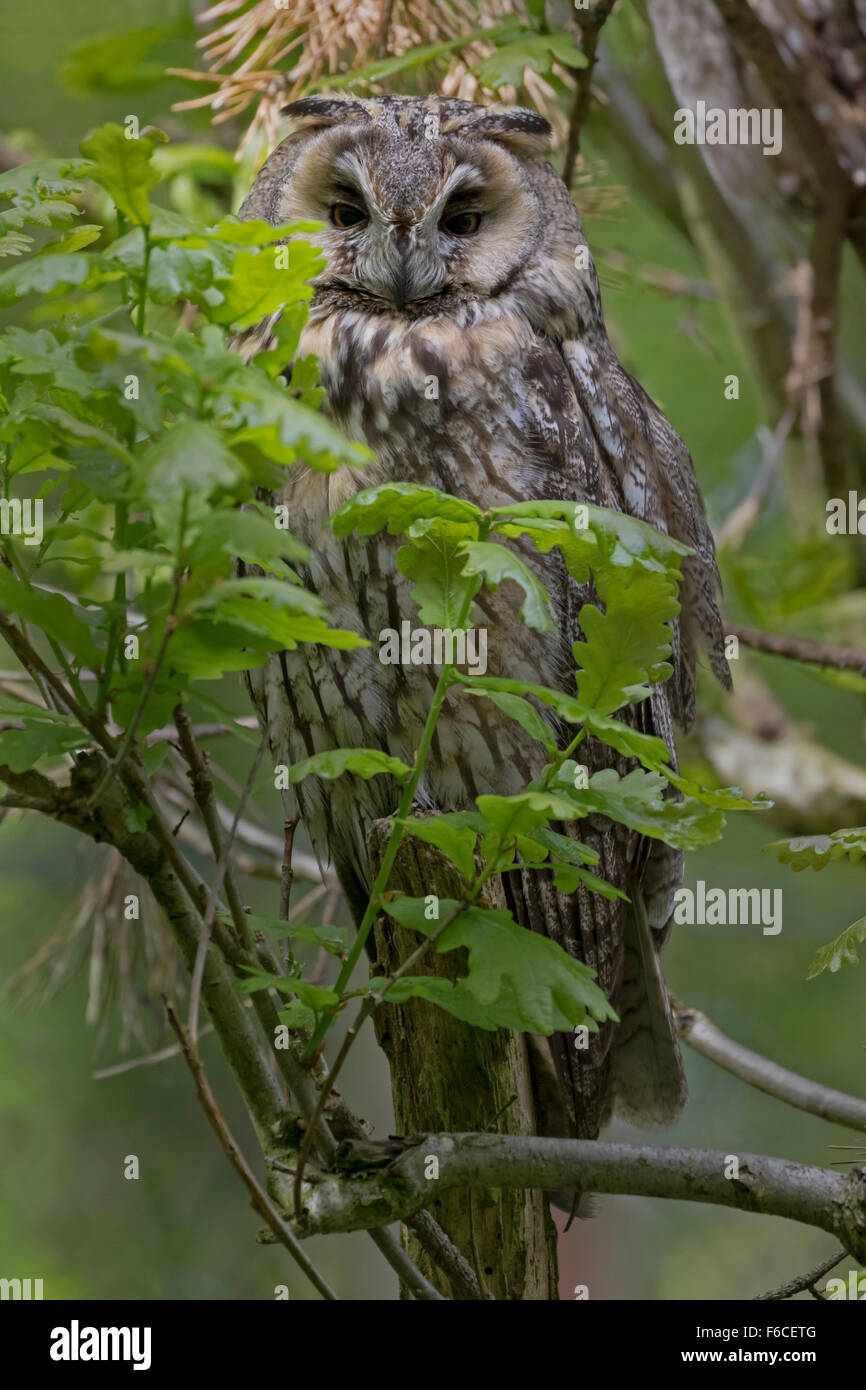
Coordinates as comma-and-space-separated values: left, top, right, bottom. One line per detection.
330, 202, 368, 229
441, 210, 481, 236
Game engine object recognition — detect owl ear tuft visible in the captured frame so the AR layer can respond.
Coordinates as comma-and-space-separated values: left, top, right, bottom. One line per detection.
281, 96, 372, 131
452, 107, 552, 157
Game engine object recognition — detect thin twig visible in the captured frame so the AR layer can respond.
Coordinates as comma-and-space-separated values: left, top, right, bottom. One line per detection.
723, 624, 866, 677
376, 0, 396, 60
158, 779, 330, 886
164, 1000, 340, 1301
169, 706, 428, 1301
562, 0, 618, 189
753, 1247, 849, 1301
716, 410, 796, 551
405, 1209, 486, 1300
92, 1025, 215, 1078
188, 729, 268, 1050
279, 814, 301, 921
367, 1226, 447, 1300
0, 789, 55, 813
0, 613, 116, 755
279, 812, 301, 966
88, 573, 184, 811
806, 183, 849, 497
146, 717, 259, 746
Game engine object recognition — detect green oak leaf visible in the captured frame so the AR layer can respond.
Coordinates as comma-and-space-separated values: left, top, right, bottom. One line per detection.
288, 748, 411, 785
381, 895, 617, 1033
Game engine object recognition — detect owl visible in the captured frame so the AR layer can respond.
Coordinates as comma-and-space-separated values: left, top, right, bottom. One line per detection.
238, 95, 731, 1143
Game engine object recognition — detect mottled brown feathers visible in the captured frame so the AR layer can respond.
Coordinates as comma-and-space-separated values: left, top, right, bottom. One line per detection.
239, 95, 729, 1141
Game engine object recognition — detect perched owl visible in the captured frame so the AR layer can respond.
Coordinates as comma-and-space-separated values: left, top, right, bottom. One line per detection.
238, 95, 731, 1143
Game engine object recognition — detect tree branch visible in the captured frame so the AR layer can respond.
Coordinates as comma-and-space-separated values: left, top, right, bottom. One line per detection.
753, 1246, 849, 1302
0, 643, 441, 1299
405, 1208, 486, 1300
0, 752, 289, 1145
712, 0, 866, 270
716, 411, 796, 551
165, 1001, 339, 1301
724, 623, 866, 676
806, 183, 849, 497
286, 1134, 866, 1262
675, 1003, 866, 1132
562, 1, 619, 189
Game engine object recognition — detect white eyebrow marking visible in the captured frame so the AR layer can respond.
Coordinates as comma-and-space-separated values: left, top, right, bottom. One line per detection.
437, 163, 485, 204
331, 152, 378, 207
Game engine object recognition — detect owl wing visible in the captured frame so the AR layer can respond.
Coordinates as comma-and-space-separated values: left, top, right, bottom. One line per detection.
506, 323, 730, 1142
555, 325, 732, 1133
561, 327, 732, 724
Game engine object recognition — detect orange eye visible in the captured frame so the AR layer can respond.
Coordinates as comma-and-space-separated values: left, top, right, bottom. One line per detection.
330, 203, 367, 229
441, 210, 481, 236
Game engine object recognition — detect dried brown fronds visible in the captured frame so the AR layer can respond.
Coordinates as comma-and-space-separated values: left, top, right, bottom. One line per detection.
170, 0, 586, 161
2, 847, 183, 1051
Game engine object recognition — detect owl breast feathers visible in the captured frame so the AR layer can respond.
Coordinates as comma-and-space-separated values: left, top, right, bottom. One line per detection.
238, 94, 731, 1142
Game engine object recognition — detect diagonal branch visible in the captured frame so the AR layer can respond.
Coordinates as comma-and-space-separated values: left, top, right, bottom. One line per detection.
724, 623, 866, 676
675, 1002, 866, 1132
187, 729, 268, 1050
165, 1001, 339, 1301
753, 1246, 849, 1302
170, 706, 444, 1299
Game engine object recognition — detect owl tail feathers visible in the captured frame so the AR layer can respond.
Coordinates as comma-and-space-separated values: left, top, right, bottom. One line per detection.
525, 1033, 600, 1219
610, 877, 688, 1127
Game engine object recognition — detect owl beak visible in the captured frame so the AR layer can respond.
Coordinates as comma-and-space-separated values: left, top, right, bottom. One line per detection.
389, 229, 412, 309
390, 258, 411, 309
367, 225, 444, 308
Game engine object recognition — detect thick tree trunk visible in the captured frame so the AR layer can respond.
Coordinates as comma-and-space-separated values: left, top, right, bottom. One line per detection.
368, 819, 559, 1300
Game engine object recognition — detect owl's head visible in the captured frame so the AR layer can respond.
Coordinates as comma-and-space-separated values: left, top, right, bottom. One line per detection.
242, 95, 560, 311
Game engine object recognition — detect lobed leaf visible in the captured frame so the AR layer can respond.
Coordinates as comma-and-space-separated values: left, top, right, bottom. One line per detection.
381, 895, 616, 1033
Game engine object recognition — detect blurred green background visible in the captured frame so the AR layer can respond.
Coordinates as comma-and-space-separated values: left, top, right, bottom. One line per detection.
1, 0, 864, 1300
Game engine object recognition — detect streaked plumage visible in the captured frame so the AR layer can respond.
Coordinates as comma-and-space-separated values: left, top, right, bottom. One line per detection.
238, 94, 731, 1140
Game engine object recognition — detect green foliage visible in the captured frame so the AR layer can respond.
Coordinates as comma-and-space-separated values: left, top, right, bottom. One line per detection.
807, 918, 866, 979
763, 827, 866, 870
764, 829, 866, 981
62, 23, 188, 95
545, 765, 727, 851
331, 483, 482, 537
0, 129, 756, 1056
237, 966, 340, 1013
474, 32, 586, 89
396, 520, 481, 628
80, 124, 166, 225
0, 157, 91, 260
491, 501, 690, 713
0, 126, 367, 765
288, 749, 411, 785
0, 708, 90, 770
375, 895, 616, 1034
304, 478, 761, 1042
